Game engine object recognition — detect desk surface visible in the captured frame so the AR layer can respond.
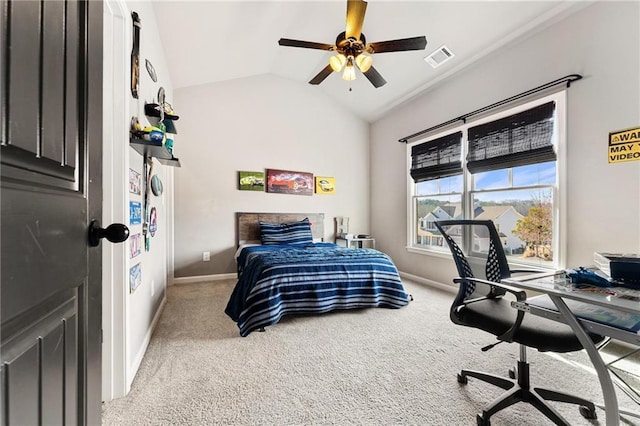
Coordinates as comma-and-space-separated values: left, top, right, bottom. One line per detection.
504, 271, 640, 316
505, 271, 640, 425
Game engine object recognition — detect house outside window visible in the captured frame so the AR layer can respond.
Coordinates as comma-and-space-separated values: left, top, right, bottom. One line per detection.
408, 92, 566, 270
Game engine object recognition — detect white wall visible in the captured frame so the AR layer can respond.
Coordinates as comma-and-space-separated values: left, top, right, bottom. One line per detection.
173, 74, 370, 277
370, 1, 640, 286
124, 0, 173, 391
104, 0, 174, 400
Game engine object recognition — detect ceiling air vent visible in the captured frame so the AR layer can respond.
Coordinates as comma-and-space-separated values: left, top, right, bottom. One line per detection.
425, 45, 455, 68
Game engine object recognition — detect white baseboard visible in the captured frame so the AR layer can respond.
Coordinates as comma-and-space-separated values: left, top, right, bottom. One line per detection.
172, 273, 237, 285
128, 295, 167, 390
398, 271, 457, 294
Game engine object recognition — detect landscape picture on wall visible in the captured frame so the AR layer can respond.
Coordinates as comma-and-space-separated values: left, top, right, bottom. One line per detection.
315, 176, 336, 194
266, 169, 313, 196
238, 171, 265, 191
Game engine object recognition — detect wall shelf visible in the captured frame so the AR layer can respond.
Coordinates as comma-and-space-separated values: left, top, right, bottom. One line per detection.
130, 138, 181, 167
145, 103, 178, 134
157, 157, 181, 167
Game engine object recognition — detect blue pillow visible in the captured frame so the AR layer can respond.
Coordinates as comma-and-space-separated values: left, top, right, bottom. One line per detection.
259, 218, 313, 245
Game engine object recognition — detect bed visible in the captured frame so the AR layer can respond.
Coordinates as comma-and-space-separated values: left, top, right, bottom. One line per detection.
225, 212, 411, 337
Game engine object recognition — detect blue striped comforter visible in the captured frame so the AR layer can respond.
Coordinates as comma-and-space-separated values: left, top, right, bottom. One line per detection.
225, 244, 411, 336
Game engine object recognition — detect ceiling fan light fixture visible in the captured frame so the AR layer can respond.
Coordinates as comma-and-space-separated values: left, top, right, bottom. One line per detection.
342, 56, 356, 81
355, 54, 372, 72
329, 54, 347, 72
342, 65, 356, 81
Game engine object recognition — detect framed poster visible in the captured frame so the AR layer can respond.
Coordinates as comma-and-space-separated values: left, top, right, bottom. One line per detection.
238, 171, 265, 191
129, 201, 142, 225
129, 263, 142, 293
129, 168, 141, 194
266, 169, 313, 196
315, 176, 336, 194
129, 233, 142, 258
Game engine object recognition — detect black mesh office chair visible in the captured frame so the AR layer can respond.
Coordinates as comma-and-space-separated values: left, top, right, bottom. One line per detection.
434, 220, 605, 425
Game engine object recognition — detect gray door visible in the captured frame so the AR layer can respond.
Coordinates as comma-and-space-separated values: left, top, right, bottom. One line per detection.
1, 1, 103, 424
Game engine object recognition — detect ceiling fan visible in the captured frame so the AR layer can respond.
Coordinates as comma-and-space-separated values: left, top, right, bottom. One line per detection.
278, 0, 427, 88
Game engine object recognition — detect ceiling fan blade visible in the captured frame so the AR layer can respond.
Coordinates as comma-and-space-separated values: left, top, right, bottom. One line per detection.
363, 66, 386, 88
345, 0, 367, 41
309, 64, 334, 85
278, 38, 334, 51
367, 36, 427, 54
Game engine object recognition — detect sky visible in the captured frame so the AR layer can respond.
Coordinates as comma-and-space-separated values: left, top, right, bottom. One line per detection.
417, 161, 555, 203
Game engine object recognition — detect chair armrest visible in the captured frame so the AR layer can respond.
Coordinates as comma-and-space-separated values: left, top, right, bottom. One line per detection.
453, 277, 527, 344
453, 277, 527, 301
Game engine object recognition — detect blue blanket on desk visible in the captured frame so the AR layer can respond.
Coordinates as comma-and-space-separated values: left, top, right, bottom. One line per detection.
226, 244, 410, 337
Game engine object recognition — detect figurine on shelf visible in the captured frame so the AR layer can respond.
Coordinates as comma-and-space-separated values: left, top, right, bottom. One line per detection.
130, 122, 165, 145
144, 103, 179, 121
130, 116, 142, 132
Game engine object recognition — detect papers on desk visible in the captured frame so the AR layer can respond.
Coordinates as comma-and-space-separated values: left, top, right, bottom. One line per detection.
569, 284, 640, 302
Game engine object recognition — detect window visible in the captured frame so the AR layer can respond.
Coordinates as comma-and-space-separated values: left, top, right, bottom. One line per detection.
408, 93, 565, 269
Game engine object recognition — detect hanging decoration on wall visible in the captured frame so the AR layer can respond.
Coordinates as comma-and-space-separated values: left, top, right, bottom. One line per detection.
609, 126, 640, 164
238, 171, 265, 191
266, 168, 314, 196
315, 176, 336, 194
145, 59, 157, 82
129, 168, 141, 194
151, 174, 163, 196
149, 207, 158, 237
130, 233, 142, 258
157, 86, 165, 105
143, 159, 154, 251
129, 201, 142, 225
130, 12, 141, 98
129, 263, 142, 293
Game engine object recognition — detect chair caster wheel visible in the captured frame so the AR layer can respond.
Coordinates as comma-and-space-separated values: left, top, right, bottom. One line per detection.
477, 414, 490, 425
508, 368, 516, 379
579, 405, 597, 419
457, 373, 468, 384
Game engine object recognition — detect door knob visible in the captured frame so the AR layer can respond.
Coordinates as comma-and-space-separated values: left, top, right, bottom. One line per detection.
89, 220, 130, 247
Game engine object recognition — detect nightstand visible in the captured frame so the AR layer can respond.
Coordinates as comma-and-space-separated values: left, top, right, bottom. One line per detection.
335, 236, 376, 249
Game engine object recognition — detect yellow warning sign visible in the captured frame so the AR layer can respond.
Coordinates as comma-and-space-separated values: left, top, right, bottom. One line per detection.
609, 126, 640, 163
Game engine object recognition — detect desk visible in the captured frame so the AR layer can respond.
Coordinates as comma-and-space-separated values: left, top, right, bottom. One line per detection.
504, 272, 640, 425
335, 236, 375, 249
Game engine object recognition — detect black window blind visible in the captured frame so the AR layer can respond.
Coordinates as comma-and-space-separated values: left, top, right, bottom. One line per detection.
410, 131, 463, 182
466, 101, 556, 174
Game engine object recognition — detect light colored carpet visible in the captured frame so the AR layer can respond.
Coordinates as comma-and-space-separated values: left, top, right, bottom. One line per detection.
102, 279, 639, 425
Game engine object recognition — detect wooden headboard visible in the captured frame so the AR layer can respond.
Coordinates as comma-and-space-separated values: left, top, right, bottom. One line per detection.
236, 212, 325, 246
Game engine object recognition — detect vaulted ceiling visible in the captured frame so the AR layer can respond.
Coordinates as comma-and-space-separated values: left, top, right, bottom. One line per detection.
152, 1, 587, 122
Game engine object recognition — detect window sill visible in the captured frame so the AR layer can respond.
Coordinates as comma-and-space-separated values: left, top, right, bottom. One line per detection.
406, 246, 452, 260
507, 259, 555, 274
406, 245, 557, 273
